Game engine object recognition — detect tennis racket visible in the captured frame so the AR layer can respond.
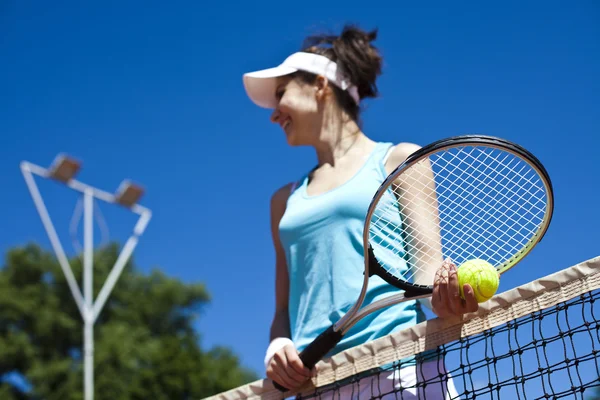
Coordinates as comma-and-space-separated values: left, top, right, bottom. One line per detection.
272, 134, 554, 392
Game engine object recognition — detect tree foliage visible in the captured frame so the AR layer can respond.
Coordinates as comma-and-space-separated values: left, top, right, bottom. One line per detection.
0, 243, 256, 399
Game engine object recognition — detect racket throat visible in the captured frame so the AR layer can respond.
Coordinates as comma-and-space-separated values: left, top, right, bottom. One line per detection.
367, 245, 433, 296
365, 245, 378, 278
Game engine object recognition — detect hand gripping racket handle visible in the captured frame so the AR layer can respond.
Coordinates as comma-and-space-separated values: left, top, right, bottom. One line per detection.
273, 324, 343, 392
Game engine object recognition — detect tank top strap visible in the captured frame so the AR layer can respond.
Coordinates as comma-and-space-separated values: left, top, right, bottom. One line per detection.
369, 141, 395, 180
288, 169, 311, 197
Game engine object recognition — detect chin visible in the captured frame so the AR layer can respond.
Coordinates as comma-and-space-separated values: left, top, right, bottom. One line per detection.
285, 131, 299, 146
286, 136, 308, 147
285, 130, 310, 147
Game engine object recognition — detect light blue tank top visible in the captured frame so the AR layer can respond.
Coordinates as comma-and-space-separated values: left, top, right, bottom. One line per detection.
279, 142, 426, 358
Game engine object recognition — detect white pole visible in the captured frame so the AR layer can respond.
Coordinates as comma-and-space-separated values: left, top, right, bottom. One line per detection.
83, 189, 94, 400
92, 210, 151, 321
20, 162, 86, 318
21, 158, 151, 400
84, 319, 93, 400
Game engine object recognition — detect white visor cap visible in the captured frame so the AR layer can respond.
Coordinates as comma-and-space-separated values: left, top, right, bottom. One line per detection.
243, 52, 360, 109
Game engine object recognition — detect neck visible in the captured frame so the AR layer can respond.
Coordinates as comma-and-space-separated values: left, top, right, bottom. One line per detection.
313, 118, 370, 166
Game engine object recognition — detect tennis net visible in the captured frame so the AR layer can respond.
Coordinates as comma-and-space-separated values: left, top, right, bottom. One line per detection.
204, 256, 600, 400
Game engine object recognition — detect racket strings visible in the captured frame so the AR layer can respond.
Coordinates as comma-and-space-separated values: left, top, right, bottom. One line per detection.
431, 148, 546, 261
441, 146, 546, 222
368, 144, 549, 286
435, 148, 546, 217
431, 147, 547, 263
369, 206, 419, 282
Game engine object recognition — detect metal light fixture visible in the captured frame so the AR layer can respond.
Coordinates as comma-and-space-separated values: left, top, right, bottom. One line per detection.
49, 154, 81, 183
115, 180, 145, 208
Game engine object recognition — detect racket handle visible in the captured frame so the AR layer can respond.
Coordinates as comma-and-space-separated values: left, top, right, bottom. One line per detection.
299, 325, 343, 368
273, 325, 343, 392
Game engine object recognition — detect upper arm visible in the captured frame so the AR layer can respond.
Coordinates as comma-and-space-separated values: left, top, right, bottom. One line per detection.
270, 184, 292, 314
385, 142, 443, 283
384, 142, 422, 175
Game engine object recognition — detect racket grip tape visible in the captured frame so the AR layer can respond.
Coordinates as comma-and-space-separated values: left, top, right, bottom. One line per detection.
272, 324, 343, 392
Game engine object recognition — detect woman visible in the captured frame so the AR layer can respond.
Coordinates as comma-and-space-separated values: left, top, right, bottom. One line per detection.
242, 25, 478, 398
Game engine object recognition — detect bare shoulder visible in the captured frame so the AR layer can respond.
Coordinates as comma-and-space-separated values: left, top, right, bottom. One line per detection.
270, 183, 294, 223
384, 142, 422, 175
271, 183, 293, 209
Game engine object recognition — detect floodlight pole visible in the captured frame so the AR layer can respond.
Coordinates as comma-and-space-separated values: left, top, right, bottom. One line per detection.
84, 189, 94, 400
20, 157, 152, 400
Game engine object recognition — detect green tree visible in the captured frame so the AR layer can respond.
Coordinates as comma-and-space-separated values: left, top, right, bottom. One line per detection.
0, 243, 257, 399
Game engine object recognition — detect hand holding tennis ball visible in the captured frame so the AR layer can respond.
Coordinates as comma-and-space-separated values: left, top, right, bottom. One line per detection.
457, 259, 500, 303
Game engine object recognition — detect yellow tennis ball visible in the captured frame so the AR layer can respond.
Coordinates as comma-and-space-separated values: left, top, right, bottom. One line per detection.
457, 259, 500, 303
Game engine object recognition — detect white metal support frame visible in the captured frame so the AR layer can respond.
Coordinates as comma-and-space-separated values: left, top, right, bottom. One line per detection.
20, 155, 152, 400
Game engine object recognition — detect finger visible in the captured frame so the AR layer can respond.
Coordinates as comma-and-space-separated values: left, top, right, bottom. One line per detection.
285, 346, 312, 379
431, 267, 443, 311
267, 356, 292, 389
268, 367, 293, 392
273, 349, 298, 389
272, 351, 305, 389
434, 263, 451, 317
278, 349, 309, 386
461, 284, 479, 313
446, 262, 462, 315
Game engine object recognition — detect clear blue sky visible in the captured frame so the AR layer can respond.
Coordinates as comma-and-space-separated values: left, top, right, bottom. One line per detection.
1, 0, 599, 381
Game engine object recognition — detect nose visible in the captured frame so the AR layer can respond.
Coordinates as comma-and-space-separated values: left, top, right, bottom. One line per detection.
270, 107, 280, 124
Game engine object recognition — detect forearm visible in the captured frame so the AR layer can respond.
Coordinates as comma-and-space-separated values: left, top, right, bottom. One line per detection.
270, 308, 291, 341
397, 158, 444, 287
394, 159, 444, 314
265, 309, 293, 370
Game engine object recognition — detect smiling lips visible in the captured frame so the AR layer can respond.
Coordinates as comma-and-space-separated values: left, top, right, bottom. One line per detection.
281, 117, 292, 133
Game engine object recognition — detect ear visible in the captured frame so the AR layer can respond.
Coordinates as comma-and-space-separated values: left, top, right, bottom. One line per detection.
314, 75, 331, 101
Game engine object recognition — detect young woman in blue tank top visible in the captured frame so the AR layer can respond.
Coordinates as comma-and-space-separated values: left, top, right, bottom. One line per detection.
242, 24, 479, 398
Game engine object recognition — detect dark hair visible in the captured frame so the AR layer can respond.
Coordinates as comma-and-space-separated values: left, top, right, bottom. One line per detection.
295, 24, 383, 122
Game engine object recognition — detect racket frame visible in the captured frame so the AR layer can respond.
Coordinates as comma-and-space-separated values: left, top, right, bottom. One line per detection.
336, 134, 554, 335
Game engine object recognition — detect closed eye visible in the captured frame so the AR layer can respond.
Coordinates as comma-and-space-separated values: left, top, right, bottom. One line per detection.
275, 83, 286, 101
275, 88, 285, 100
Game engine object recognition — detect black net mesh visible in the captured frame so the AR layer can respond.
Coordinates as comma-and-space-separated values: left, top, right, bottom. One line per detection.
296, 290, 600, 400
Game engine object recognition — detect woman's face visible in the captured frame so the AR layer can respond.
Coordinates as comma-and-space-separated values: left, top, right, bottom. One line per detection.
270, 75, 325, 147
